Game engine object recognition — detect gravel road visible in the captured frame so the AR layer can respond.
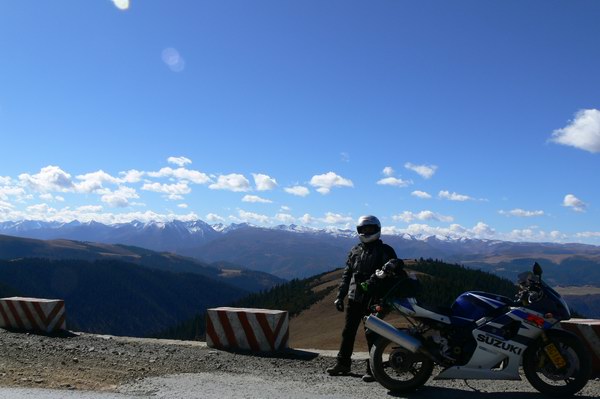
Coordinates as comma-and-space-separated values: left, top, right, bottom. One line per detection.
0, 328, 598, 398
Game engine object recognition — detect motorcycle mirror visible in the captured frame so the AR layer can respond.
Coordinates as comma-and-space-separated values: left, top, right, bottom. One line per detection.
533, 262, 543, 277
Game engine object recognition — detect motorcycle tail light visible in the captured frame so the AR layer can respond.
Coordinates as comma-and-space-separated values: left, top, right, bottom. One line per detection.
526, 314, 545, 327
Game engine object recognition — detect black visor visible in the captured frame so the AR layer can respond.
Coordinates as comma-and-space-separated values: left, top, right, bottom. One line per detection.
357, 224, 380, 235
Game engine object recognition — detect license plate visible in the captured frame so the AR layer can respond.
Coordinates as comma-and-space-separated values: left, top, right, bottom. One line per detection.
544, 343, 567, 369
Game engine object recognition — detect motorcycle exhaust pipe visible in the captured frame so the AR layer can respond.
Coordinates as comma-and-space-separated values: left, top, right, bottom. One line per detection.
365, 315, 422, 353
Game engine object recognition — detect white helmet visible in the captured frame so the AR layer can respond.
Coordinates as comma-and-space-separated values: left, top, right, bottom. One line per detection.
357, 215, 381, 244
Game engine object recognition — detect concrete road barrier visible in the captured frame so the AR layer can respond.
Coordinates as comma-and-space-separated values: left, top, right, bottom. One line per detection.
560, 318, 600, 377
0, 297, 66, 333
206, 307, 288, 352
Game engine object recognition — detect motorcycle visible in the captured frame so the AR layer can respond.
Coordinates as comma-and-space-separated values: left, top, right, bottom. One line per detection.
364, 262, 591, 397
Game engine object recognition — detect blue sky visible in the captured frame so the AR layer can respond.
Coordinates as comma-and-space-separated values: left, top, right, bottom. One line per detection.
1, 1, 600, 243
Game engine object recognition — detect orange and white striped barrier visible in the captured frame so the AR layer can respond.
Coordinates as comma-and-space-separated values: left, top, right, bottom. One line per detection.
206, 307, 289, 352
0, 297, 66, 333
560, 318, 600, 377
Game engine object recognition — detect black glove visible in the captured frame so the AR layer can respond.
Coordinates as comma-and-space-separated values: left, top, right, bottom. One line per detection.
334, 298, 344, 312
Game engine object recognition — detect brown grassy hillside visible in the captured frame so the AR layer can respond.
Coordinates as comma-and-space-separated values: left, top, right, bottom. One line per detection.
289, 264, 413, 351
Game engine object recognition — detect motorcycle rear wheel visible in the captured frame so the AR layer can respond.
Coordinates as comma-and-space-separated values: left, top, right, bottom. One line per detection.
369, 335, 434, 393
523, 330, 591, 397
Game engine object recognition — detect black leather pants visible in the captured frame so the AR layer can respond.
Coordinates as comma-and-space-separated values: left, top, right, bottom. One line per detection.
336, 299, 375, 366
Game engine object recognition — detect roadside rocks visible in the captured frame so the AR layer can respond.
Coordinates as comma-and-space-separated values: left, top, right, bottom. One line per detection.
0, 328, 333, 392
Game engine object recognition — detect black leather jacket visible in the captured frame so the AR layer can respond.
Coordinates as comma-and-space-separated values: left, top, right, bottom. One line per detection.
337, 239, 397, 304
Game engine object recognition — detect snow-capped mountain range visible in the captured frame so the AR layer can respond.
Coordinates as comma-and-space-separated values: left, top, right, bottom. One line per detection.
2, 219, 600, 284
0, 219, 359, 248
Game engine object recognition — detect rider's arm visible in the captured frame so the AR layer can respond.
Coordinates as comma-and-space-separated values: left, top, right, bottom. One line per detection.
337, 249, 355, 300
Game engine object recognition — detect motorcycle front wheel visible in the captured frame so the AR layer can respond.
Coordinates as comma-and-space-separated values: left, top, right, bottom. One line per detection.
369, 335, 434, 393
523, 330, 591, 397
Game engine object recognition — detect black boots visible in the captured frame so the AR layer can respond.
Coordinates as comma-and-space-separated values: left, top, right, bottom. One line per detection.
362, 360, 375, 382
326, 362, 351, 376
327, 360, 375, 382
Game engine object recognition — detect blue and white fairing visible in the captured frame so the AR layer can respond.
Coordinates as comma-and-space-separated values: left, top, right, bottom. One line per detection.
392, 291, 514, 327
391, 290, 566, 380
451, 292, 512, 320
437, 290, 566, 380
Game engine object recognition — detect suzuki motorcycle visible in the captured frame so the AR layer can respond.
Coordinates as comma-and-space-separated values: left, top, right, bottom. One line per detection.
364, 262, 591, 397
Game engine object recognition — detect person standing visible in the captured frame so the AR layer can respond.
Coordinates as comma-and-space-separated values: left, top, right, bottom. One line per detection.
326, 215, 397, 382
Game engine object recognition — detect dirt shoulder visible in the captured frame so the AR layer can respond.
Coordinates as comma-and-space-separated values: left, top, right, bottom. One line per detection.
0, 328, 336, 393
2, 328, 599, 398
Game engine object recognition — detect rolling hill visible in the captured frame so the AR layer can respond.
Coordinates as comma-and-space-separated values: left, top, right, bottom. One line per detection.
0, 235, 284, 337
0, 257, 247, 337
0, 234, 284, 293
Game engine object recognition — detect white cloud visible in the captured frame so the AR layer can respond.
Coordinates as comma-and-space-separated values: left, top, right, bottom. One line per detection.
438, 190, 473, 201
402, 223, 463, 239
550, 109, 600, 153
310, 172, 353, 195
206, 213, 225, 223
472, 222, 496, 237
405, 162, 437, 179
39, 193, 65, 202
499, 209, 545, 217
377, 177, 412, 187
301, 213, 315, 224
252, 173, 278, 191
209, 174, 251, 192
19, 165, 74, 192
411, 190, 432, 199
381, 226, 403, 235
148, 167, 211, 184
340, 152, 350, 163
238, 210, 270, 224
322, 212, 353, 225
398, 222, 496, 240
550, 230, 567, 241
506, 228, 539, 241
285, 186, 310, 197
119, 169, 144, 183
167, 156, 192, 167
382, 166, 394, 177
280, 205, 291, 212
576, 231, 600, 238
563, 194, 587, 212
0, 204, 199, 224
101, 186, 139, 208
386, 221, 564, 243
388, 222, 567, 243
178, 203, 189, 209
142, 181, 191, 200
0, 200, 14, 212
0, 176, 11, 185
275, 213, 295, 224
0, 185, 26, 200
242, 195, 272, 204
393, 211, 453, 223
75, 170, 121, 193
26, 203, 57, 215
